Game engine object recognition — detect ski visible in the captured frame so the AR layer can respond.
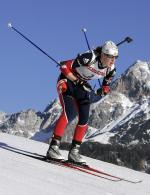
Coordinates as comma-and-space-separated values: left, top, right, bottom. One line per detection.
46, 159, 120, 181
66, 162, 142, 184
47, 159, 142, 184
4, 147, 119, 181
2, 146, 142, 184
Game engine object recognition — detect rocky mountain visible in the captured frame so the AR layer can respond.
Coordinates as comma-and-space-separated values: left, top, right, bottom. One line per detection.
86, 60, 150, 145
0, 109, 43, 138
0, 60, 150, 173
0, 60, 150, 145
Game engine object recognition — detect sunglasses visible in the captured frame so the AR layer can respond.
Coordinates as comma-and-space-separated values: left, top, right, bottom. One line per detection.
104, 54, 118, 59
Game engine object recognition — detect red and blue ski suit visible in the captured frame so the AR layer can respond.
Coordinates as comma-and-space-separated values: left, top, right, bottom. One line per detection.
53, 50, 116, 143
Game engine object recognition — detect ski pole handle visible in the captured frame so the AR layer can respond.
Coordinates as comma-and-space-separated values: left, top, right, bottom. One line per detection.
117, 37, 133, 46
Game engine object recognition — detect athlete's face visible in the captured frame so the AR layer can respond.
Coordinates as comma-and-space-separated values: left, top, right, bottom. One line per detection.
100, 52, 118, 68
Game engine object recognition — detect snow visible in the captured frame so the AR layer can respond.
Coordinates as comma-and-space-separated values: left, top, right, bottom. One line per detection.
147, 129, 150, 134
0, 133, 150, 195
87, 94, 134, 142
129, 139, 140, 145
88, 96, 150, 144
17, 117, 25, 124
0, 112, 7, 124
130, 61, 150, 84
87, 103, 138, 142
118, 93, 133, 110
89, 131, 115, 144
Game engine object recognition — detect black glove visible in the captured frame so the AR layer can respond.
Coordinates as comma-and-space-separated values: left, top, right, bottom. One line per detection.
74, 79, 93, 92
96, 88, 103, 96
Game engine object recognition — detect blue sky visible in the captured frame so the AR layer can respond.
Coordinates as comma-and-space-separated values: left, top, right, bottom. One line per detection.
1, 0, 150, 114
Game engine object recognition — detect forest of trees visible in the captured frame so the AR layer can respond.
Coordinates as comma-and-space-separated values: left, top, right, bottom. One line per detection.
80, 142, 150, 173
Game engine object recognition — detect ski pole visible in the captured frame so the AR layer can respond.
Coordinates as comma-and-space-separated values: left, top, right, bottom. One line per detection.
8, 22, 61, 67
82, 27, 133, 50
82, 28, 102, 88
8, 23, 97, 94
82, 28, 91, 51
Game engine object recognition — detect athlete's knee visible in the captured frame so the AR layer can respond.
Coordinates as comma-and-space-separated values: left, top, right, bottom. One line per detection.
57, 79, 68, 94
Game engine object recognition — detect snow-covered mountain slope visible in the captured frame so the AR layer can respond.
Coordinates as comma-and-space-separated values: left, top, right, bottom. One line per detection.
0, 60, 150, 145
0, 111, 7, 124
0, 132, 150, 195
87, 61, 150, 144
87, 97, 150, 144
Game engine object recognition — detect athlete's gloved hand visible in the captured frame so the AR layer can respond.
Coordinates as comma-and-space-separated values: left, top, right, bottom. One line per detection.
74, 79, 93, 92
97, 86, 110, 96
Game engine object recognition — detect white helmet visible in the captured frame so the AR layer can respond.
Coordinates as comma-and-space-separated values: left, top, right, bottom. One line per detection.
102, 41, 118, 56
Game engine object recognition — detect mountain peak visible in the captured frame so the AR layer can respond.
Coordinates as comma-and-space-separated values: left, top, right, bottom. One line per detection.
112, 61, 150, 100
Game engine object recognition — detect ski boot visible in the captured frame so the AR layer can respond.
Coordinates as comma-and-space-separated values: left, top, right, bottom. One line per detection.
68, 142, 86, 165
46, 138, 64, 161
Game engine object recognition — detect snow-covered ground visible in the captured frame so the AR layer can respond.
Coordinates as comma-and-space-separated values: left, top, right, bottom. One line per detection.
0, 132, 150, 195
